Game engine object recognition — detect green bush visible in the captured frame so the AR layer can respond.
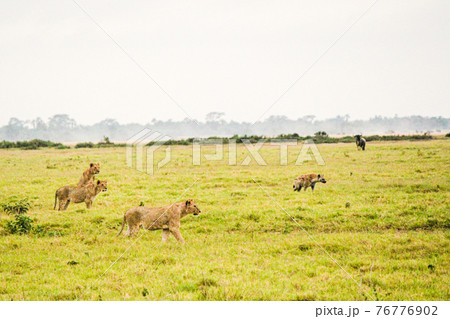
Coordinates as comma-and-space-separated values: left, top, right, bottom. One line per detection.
6, 214, 34, 235
75, 142, 94, 148
0, 141, 15, 148
0, 139, 67, 150
446, 132, 450, 138
1, 198, 31, 215
75, 140, 122, 148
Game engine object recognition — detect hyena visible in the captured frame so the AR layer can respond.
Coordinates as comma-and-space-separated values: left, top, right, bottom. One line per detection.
355, 135, 366, 151
293, 173, 327, 192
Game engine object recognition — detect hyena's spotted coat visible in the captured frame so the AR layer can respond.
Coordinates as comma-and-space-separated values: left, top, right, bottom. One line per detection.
293, 173, 327, 192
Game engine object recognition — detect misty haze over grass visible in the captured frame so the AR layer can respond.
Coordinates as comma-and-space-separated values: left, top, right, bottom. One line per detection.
1, 113, 448, 142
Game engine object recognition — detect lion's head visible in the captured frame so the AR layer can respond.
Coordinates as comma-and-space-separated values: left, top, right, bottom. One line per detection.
185, 199, 201, 216
89, 162, 101, 175
95, 179, 108, 192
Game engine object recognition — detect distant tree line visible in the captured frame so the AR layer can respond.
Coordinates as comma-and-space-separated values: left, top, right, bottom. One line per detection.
0, 113, 448, 143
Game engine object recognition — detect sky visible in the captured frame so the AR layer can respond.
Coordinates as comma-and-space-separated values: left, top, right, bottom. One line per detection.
0, 0, 449, 126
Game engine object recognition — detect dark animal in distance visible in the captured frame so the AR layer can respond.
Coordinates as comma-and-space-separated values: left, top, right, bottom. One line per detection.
355, 135, 366, 151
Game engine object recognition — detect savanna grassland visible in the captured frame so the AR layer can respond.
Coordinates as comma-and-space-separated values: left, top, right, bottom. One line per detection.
0, 140, 449, 301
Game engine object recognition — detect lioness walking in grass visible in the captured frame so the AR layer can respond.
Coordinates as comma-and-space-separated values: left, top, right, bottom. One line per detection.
117, 199, 201, 243
54, 180, 108, 210
293, 173, 327, 192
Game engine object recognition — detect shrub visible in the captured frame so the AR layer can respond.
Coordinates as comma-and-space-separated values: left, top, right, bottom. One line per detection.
97, 136, 116, 148
75, 142, 94, 148
0, 141, 15, 148
446, 132, 450, 138
314, 131, 328, 137
0, 139, 66, 150
22, 144, 39, 150
75, 140, 121, 148
1, 197, 31, 215
6, 214, 34, 235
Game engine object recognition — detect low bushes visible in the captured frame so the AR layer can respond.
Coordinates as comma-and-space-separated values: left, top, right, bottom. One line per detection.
0, 139, 69, 150
1, 197, 66, 237
0, 133, 437, 149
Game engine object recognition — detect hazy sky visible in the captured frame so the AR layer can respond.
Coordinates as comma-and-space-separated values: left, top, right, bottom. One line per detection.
0, 0, 449, 126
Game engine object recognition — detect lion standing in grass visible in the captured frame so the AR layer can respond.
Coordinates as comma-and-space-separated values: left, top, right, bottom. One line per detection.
54, 162, 102, 210
117, 199, 201, 243
78, 163, 100, 187
55, 180, 108, 210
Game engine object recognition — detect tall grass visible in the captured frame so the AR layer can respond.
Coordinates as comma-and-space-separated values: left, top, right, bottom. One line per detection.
0, 140, 448, 300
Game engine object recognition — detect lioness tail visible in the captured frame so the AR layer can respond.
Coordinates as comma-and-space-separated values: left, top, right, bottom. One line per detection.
117, 215, 126, 237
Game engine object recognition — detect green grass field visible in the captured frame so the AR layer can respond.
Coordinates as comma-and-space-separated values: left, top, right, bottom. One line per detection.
0, 140, 449, 300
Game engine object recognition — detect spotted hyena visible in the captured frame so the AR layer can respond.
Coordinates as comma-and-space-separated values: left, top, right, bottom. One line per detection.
293, 173, 327, 192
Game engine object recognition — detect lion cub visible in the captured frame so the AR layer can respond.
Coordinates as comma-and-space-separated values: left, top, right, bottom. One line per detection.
78, 163, 100, 187
54, 180, 108, 211
293, 173, 326, 192
117, 199, 201, 243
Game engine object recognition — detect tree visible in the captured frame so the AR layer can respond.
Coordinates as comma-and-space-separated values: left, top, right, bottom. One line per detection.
31, 117, 47, 130
8, 118, 24, 129
48, 114, 76, 129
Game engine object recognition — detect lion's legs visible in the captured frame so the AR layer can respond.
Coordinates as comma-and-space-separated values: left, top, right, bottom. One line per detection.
58, 200, 64, 211
125, 224, 139, 237
170, 228, 184, 243
128, 225, 140, 237
162, 229, 170, 242
60, 199, 70, 211
85, 200, 92, 209
64, 200, 71, 210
